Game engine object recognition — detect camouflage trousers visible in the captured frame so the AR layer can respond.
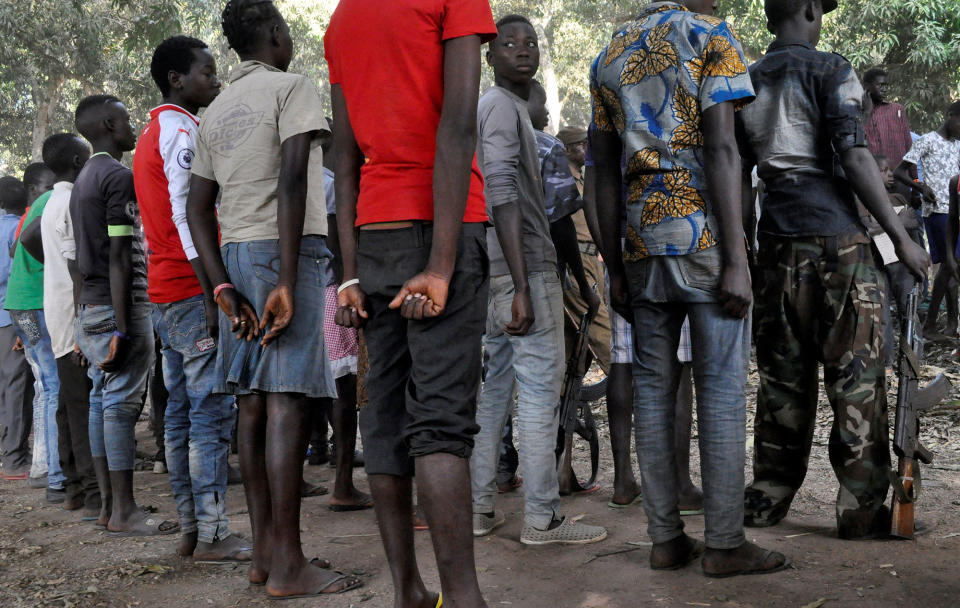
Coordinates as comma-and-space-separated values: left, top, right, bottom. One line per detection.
747, 230, 891, 539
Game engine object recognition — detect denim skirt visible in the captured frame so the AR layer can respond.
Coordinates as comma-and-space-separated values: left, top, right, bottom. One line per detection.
214, 236, 336, 399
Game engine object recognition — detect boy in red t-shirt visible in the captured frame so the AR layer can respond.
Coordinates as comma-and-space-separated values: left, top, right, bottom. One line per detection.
325, 0, 497, 605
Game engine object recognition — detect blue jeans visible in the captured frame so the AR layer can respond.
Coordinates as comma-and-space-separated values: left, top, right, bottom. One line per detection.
77, 304, 153, 471
155, 296, 234, 543
471, 271, 565, 529
10, 309, 64, 488
632, 301, 749, 549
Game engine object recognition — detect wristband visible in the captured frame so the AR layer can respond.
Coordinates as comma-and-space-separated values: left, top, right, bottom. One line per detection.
113, 330, 130, 341
213, 283, 235, 299
337, 278, 360, 294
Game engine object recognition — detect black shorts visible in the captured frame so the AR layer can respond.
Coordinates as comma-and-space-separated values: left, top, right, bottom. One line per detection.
357, 222, 488, 477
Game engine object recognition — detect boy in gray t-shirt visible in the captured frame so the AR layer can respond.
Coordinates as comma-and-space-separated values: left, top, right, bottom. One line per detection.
471, 14, 606, 547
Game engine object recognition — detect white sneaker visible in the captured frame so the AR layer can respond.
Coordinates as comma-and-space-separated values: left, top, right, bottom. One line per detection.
520, 516, 607, 545
152, 461, 167, 474
472, 510, 505, 537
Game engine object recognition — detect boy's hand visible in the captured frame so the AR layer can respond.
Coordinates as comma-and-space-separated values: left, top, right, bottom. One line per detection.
216, 287, 260, 342
99, 335, 131, 373
505, 286, 534, 336
204, 297, 220, 340
895, 239, 932, 280
608, 270, 632, 323
917, 182, 937, 205
71, 344, 88, 368
719, 264, 752, 319
389, 271, 450, 320
259, 283, 295, 346
336, 284, 369, 328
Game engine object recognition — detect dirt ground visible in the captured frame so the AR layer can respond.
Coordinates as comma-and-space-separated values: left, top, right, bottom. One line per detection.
1, 344, 959, 608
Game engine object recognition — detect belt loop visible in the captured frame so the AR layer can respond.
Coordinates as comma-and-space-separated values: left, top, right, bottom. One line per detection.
409, 220, 420, 248
824, 235, 839, 273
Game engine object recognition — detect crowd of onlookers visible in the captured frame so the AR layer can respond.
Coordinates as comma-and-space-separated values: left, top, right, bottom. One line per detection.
0, 0, 955, 605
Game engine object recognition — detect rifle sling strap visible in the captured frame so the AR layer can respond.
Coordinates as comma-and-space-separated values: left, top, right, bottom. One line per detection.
888, 466, 921, 504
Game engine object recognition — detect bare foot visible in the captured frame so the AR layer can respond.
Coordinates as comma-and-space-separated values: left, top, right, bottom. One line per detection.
96, 496, 113, 527
193, 534, 252, 563
250, 557, 332, 585
702, 541, 790, 578
329, 487, 372, 511
610, 481, 641, 506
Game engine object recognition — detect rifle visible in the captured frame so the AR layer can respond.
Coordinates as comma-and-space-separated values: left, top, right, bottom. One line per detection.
556, 310, 601, 493
890, 284, 951, 539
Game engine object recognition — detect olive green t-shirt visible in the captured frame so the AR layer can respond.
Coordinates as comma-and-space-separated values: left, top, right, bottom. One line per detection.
192, 60, 329, 244
4, 191, 50, 311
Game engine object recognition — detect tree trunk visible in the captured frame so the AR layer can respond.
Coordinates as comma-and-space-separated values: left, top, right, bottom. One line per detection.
30, 77, 62, 163
532, 13, 563, 134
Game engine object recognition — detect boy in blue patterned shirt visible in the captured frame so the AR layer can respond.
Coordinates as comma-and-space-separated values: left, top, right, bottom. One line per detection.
592, 1, 785, 577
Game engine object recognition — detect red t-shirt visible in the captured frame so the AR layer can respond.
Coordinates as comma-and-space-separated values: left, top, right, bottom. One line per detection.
133, 105, 203, 303
324, 0, 497, 226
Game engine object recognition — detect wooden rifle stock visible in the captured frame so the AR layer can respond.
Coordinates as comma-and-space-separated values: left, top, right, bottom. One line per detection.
890, 458, 915, 540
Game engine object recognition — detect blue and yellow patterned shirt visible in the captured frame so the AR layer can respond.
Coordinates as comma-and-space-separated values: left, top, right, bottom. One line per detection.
590, 2, 754, 261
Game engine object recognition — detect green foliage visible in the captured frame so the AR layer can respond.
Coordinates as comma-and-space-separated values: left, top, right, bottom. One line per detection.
1, 0, 958, 175
722, 0, 960, 131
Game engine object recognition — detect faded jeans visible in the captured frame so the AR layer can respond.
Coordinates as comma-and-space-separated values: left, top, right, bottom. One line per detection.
77, 303, 153, 471
632, 301, 749, 549
155, 296, 233, 543
471, 271, 565, 529
10, 309, 64, 488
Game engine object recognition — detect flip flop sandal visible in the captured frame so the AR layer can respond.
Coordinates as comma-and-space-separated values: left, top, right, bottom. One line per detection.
328, 494, 373, 512
435, 593, 443, 607
575, 483, 602, 496
3, 472, 28, 480
608, 493, 643, 509
703, 550, 792, 578
301, 483, 329, 498
250, 558, 333, 587
266, 572, 363, 600
108, 517, 180, 537
651, 540, 706, 571
679, 507, 705, 516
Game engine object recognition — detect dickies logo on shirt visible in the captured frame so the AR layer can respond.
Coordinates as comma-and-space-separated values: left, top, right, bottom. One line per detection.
177, 148, 194, 170
196, 336, 216, 352
207, 103, 264, 156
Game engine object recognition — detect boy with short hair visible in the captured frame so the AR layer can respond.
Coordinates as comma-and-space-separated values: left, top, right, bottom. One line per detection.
134, 35, 251, 562
6, 161, 63, 500
18, 133, 100, 516
71, 94, 176, 536
188, 0, 356, 598
593, 0, 776, 576
738, 0, 930, 540
325, 0, 497, 603
0, 177, 33, 481
473, 14, 607, 546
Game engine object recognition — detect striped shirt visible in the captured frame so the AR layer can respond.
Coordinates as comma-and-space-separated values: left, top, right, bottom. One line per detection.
864, 101, 912, 168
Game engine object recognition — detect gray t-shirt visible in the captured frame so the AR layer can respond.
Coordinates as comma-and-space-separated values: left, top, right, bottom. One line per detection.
192, 61, 329, 243
477, 86, 556, 278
